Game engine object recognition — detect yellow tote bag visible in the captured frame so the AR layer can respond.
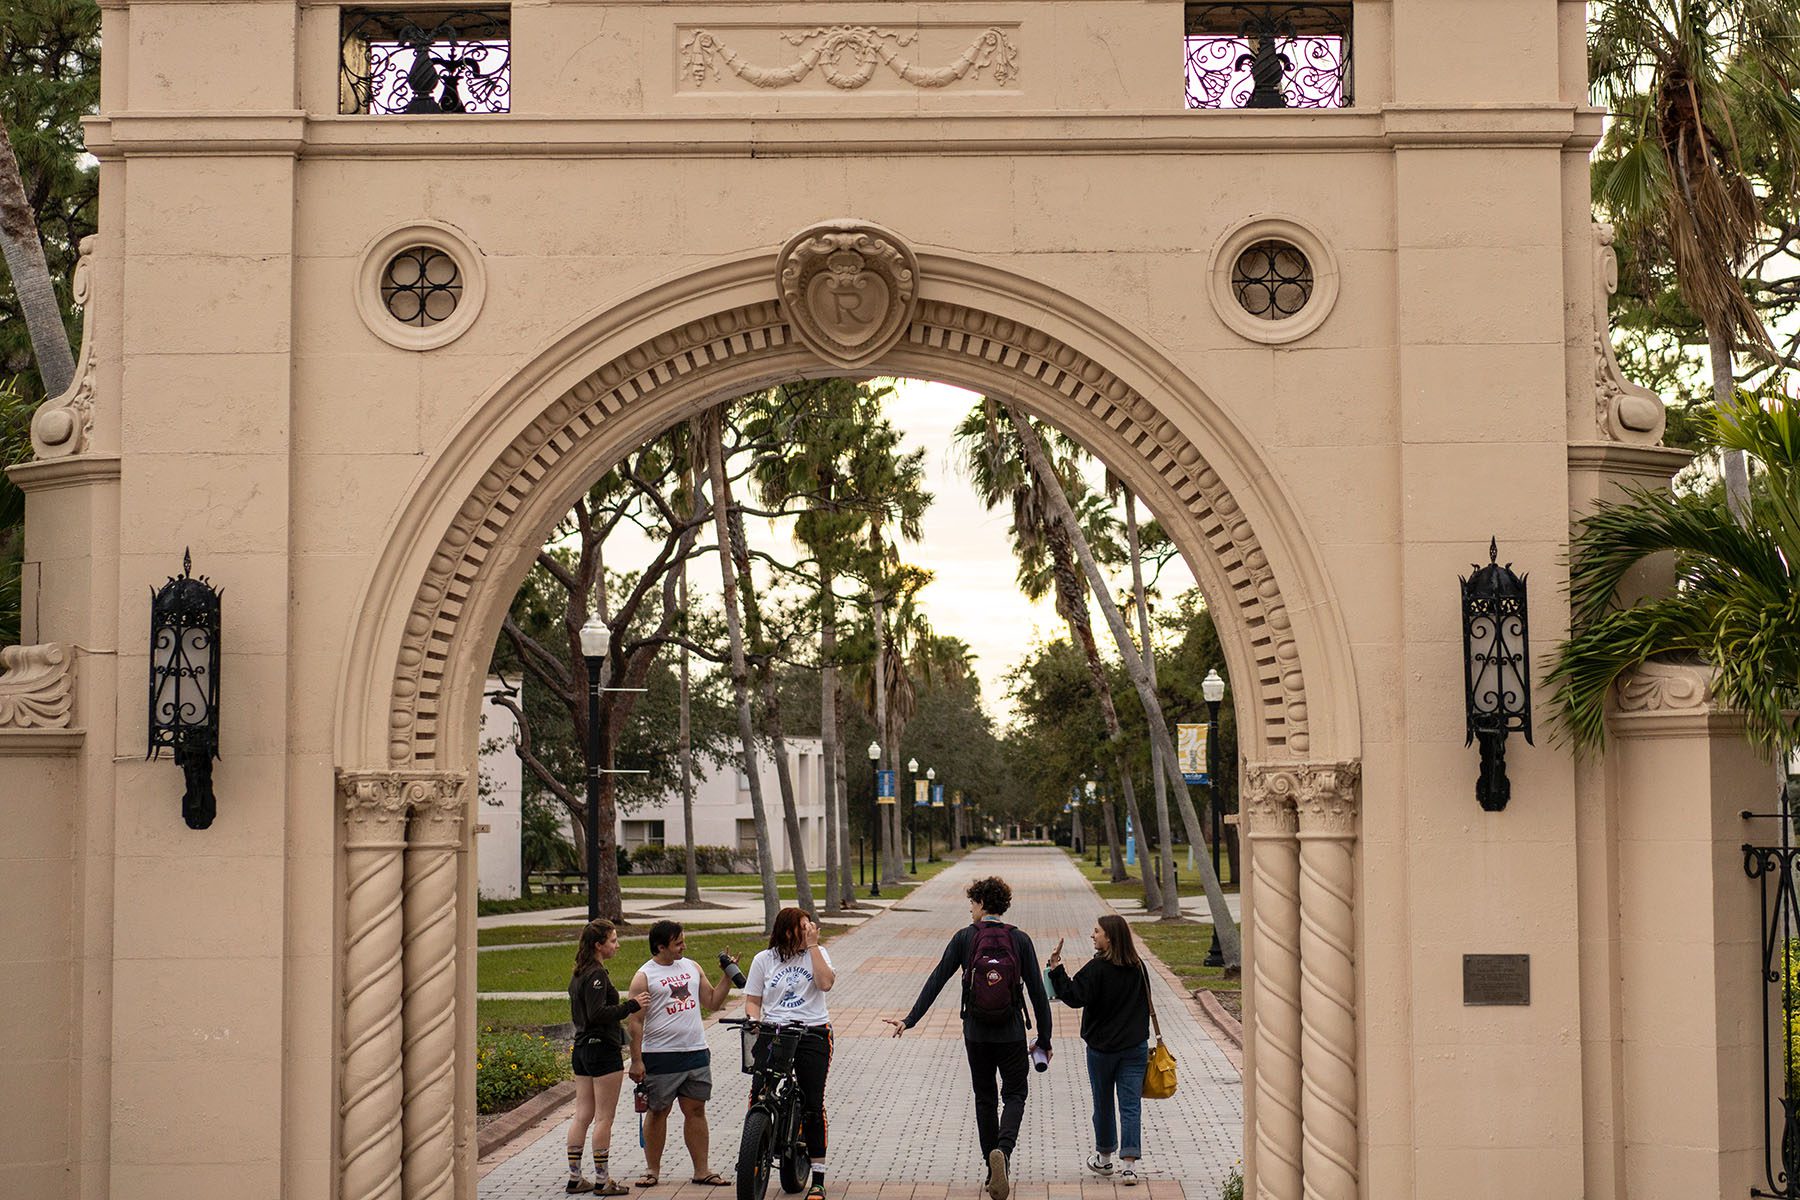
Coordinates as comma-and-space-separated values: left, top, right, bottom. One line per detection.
1140, 964, 1178, 1100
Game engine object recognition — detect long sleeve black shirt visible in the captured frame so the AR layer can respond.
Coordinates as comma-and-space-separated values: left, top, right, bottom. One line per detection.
1048, 956, 1151, 1053
569, 963, 641, 1046
901, 919, 1053, 1049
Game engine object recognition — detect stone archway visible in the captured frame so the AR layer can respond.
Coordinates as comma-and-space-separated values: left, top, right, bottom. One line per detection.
333, 226, 1363, 1200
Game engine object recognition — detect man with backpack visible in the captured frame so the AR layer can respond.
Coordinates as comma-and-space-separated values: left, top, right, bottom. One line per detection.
884, 876, 1052, 1200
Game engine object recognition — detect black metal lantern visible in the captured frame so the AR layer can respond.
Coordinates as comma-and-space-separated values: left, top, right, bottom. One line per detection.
149, 550, 222, 829
1461, 538, 1532, 812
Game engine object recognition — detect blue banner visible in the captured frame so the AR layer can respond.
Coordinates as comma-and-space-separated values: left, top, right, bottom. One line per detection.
877, 769, 896, 803
932, 783, 945, 807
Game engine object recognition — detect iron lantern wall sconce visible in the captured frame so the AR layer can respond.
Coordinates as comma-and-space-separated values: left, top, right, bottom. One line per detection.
148, 550, 222, 830
1460, 538, 1532, 812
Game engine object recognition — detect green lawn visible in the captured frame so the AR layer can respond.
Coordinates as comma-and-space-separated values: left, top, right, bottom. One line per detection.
1062, 845, 1235, 901
1130, 920, 1242, 995
477, 998, 570, 1029
477, 926, 850, 997
478, 920, 752, 947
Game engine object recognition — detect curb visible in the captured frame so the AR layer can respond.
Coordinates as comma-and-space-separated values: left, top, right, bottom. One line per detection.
478, 1079, 576, 1159
1193, 987, 1244, 1050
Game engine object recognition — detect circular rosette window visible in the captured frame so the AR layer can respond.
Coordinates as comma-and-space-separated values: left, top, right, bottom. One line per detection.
1208, 217, 1339, 345
356, 221, 487, 350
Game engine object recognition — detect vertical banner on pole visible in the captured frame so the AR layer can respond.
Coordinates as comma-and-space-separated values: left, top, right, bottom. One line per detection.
931, 783, 944, 807
877, 770, 897, 804
1177, 723, 1211, 785
914, 779, 930, 806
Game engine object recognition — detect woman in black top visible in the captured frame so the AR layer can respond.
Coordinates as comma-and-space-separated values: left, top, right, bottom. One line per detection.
566, 919, 651, 1195
1046, 913, 1151, 1186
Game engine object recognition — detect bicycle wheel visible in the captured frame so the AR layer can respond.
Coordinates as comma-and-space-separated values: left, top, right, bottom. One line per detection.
778, 1132, 811, 1196
736, 1107, 775, 1200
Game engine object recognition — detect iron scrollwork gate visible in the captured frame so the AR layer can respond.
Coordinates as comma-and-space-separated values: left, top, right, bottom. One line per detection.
1746, 793, 1800, 1197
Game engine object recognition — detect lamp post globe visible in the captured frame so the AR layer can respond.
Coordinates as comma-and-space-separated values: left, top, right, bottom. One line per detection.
867, 740, 883, 897
578, 616, 610, 921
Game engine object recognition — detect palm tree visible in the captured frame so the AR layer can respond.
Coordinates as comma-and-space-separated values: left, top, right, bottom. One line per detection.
1551, 385, 1800, 759
1004, 404, 1243, 968
0, 125, 74, 398
1589, 0, 1800, 518
701, 404, 782, 932
955, 401, 1133, 887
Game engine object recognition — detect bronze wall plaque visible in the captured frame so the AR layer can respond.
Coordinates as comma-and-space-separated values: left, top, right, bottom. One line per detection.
1462, 954, 1530, 1006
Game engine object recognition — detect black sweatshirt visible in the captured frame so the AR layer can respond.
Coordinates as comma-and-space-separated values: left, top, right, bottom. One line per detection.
901, 919, 1053, 1048
1047, 956, 1150, 1053
569, 963, 641, 1047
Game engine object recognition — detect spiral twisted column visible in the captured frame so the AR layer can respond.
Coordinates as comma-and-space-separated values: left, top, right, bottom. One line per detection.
401, 773, 467, 1200
1295, 762, 1362, 1200
337, 770, 416, 1200
1243, 764, 1304, 1200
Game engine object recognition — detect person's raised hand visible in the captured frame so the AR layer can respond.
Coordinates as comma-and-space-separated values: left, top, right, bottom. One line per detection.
883, 1016, 907, 1038
1047, 937, 1065, 969
804, 921, 821, 950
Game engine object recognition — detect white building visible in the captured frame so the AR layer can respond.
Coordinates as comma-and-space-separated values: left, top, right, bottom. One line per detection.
475, 684, 523, 898
619, 738, 828, 873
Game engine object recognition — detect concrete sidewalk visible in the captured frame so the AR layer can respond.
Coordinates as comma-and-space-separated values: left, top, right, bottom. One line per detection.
478, 846, 1242, 1199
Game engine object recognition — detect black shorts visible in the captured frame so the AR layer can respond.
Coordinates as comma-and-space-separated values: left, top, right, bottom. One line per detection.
573, 1041, 625, 1077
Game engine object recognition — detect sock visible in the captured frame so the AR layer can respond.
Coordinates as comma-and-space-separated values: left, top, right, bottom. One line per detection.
596, 1150, 610, 1182
567, 1145, 584, 1177
811, 1167, 825, 1184
1099, 1150, 1113, 1165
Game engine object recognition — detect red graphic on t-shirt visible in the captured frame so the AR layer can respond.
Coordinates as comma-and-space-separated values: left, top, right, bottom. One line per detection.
664, 974, 697, 1015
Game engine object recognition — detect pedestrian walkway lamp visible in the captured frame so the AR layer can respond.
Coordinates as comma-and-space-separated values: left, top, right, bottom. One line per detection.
1203, 668, 1227, 967
1086, 779, 1100, 867
148, 550, 222, 830
1461, 538, 1532, 812
928, 767, 941, 862
907, 757, 920, 874
578, 618, 611, 922
868, 740, 883, 897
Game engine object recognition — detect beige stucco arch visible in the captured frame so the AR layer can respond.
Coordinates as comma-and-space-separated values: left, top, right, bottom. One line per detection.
330, 241, 1365, 1200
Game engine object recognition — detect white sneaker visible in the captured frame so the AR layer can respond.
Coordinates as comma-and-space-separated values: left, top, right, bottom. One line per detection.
1118, 1164, 1139, 1187
1085, 1152, 1115, 1176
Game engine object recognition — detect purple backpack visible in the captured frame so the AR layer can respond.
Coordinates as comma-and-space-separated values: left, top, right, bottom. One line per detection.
964, 922, 1022, 1022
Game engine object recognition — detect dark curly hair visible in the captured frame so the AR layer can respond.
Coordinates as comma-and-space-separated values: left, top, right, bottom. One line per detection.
648, 919, 684, 955
966, 876, 1012, 916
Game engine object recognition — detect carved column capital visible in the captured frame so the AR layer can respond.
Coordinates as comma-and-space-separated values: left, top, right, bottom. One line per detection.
337, 769, 466, 848
1243, 762, 1301, 835
1295, 761, 1361, 839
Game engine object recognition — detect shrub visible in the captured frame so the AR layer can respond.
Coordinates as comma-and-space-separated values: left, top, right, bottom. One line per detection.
1221, 1165, 1243, 1200
627, 844, 753, 875
475, 1026, 569, 1114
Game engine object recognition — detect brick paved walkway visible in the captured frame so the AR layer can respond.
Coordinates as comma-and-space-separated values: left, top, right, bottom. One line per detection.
479, 847, 1242, 1200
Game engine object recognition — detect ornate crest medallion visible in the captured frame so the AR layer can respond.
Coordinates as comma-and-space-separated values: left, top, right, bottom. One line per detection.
777, 221, 919, 369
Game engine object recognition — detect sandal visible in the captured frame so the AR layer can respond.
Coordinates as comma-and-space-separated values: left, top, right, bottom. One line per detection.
633, 1173, 659, 1188
566, 1180, 595, 1195
692, 1173, 731, 1186
596, 1182, 630, 1196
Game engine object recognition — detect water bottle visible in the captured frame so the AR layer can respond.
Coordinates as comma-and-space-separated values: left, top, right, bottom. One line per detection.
634, 1084, 648, 1114
1031, 1045, 1050, 1073
718, 950, 746, 988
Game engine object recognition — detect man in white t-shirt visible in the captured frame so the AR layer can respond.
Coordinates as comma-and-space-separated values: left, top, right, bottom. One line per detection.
744, 908, 836, 1200
626, 920, 739, 1187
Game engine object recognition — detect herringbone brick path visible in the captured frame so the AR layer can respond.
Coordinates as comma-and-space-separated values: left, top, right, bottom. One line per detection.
479, 847, 1242, 1200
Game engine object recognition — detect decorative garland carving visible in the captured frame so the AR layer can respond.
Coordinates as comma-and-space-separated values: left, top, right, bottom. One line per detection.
383, 295, 1312, 768
1294, 761, 1360, 1200
337, 769, 462, 1200
681, 26, 1018, 91
1243, 762, 1303, 1200
1614, 659, 1714, 713
1593, 224, 1666, 444
0, 642, 74, 729
30, 236, 98, 459
778, 222, 919, 368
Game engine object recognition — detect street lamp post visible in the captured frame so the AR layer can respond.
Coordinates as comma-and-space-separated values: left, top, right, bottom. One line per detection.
907, 757, 919, 874
578, 618, 611, 923
927, 766, 939, 862
1086, 779, 1100, 867
867, 741, 883, 898
1202, 667, 1226, 966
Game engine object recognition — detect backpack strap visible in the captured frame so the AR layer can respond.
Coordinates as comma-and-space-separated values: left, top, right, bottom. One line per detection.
1141, 962, 1162, 1040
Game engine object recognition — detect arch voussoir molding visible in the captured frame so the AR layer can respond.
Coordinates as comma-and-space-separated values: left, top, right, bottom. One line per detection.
332, 239, 1362, 1200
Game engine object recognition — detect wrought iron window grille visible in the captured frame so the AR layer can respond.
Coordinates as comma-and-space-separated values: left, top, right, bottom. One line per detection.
340, 8, 511, 116
381, 246, 463, 325
1184, 3, 1352, 110
1231, 240, 1314, 319
1747, 794, 1800, 1198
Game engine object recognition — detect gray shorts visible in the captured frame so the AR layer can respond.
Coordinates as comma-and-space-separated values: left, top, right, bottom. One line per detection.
642, 1063, 712, 1111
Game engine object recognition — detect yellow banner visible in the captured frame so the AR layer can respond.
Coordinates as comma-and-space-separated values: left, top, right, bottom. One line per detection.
1177, 723, 1210, 782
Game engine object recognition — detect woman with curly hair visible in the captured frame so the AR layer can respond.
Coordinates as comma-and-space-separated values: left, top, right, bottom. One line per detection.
565, 918, 650, 1194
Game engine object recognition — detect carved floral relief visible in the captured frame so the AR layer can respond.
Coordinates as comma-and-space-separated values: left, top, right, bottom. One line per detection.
681, 26, 1018, 91
0, 642, 75, 729
30, 236, 98, 459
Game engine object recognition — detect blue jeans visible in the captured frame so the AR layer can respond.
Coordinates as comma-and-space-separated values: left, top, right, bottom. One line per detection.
1086, 1041, 1149, 1159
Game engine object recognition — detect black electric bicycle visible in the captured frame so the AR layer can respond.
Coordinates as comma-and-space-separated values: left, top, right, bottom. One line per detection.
722, 1016, 815, 1200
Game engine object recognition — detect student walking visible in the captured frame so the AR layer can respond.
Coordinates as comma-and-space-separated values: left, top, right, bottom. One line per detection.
1046, 914, 1152, 1186
565, 919, 652, 1194
884, 876, 1052, 1200
626, 921, 740, 1187
743, 907, 837, 1200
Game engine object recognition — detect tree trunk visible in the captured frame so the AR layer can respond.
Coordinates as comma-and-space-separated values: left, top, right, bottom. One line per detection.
833, 679, 857, 909
1007, 405, 1241, 967
820, 574, 845, 914
870, 527, 901, 886
677, 558, 701, 905
1711, 322, 1751, 524
1120, 771, 1162, 912
1126, 491, 1181, 921
762, 670, 816, 916
0, 125, 74, 398
704, 407, 781, 933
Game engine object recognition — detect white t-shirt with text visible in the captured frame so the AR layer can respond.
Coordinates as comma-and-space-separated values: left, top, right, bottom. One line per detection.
744, 946, 833, 1026
639, 956, 709, 1052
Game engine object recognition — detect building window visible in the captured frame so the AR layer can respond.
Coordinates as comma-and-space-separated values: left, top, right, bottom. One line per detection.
1184, 3, 1351, 110
380, 246, 462, 326
1231, 240, 1314, 320
736, 819, 758, 854
340, 8, 512, 115
621, 820, 666, 850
